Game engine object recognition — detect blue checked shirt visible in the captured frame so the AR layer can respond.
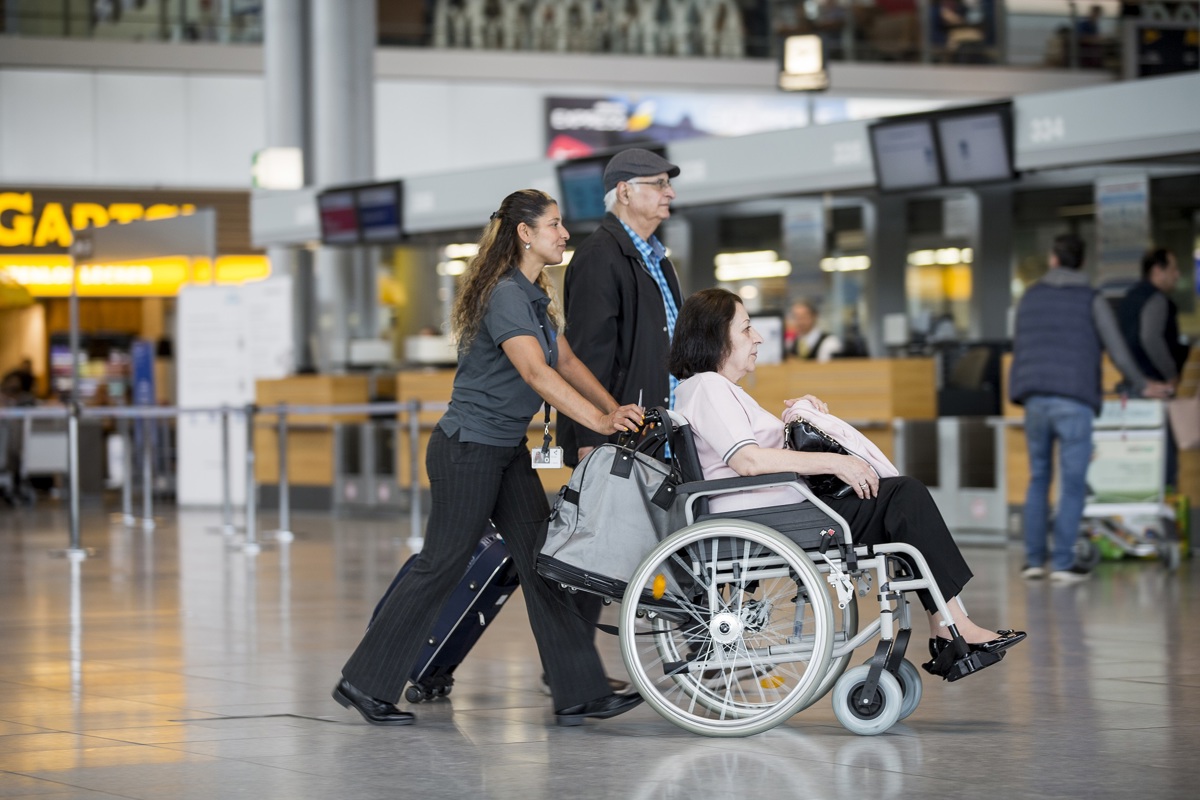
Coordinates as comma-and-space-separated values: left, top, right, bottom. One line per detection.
618, 218, 679, 410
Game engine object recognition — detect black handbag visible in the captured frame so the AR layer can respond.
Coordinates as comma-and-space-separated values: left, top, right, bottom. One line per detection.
784, 419, 854, 499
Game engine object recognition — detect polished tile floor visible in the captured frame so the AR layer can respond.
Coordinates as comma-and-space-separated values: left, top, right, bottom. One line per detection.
2, 502, 1199, 799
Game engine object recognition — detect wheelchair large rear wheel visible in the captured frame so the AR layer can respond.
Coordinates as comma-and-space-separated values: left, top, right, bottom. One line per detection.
620, 520, 834, 737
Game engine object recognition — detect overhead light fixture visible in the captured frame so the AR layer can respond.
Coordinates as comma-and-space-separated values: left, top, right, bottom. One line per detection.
779, 34, 829, 92
436, 259, 468, 276
819, 255, 871, 272
251, 147, 304, 190
443, 243, 479, 259
908, 248, 973, 266
714, 251, 792, 281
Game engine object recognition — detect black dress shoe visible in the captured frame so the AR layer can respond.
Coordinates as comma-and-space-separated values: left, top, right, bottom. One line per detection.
332, 678, 415, 726
930, 629, 1027, 658
555, 692, 644, 727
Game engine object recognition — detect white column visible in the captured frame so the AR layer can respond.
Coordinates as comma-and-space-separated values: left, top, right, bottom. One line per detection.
311, 0, 377, 369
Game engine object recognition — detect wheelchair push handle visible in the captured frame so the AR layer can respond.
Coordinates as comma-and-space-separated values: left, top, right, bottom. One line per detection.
615, 406, 673, 454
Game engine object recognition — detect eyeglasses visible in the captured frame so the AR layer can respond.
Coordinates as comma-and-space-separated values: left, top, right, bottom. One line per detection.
628, 178, 672, 191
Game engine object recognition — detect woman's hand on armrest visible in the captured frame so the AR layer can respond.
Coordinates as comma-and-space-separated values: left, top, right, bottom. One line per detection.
729, 445, 878, 499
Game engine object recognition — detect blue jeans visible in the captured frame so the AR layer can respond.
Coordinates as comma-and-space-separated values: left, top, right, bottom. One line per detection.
1022, 395, 1094, 572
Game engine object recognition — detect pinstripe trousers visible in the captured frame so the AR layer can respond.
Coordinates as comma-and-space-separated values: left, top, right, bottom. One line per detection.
341, 425, 610, 710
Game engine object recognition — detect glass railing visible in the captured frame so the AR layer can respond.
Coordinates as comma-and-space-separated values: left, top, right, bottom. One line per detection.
2, 0, 1193, 75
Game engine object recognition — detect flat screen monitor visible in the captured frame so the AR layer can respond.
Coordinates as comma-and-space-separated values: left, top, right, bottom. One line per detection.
317, 188, 360, 245
556, 158, 609, 224
356, 182, 403, 243
935, 107, 1015, 185
868, 118, 942, 192
555, 145, 668, 225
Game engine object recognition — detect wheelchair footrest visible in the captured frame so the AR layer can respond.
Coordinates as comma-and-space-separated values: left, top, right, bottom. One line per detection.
921, 644, 1005, 682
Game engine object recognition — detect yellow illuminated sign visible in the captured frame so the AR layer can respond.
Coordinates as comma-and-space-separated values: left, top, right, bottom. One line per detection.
0, 255, 271, 297
0, 192, 197, 249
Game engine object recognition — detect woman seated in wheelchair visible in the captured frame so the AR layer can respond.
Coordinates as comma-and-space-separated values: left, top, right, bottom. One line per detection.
669, 288, 1025, 678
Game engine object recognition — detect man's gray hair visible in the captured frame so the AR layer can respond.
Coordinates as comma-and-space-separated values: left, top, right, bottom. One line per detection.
603, 186, 619, 213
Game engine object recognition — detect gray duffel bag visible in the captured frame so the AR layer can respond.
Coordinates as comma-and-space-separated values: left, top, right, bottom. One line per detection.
538, 419, 685, 597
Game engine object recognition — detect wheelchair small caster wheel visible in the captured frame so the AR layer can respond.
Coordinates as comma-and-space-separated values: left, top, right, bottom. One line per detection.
404, 686, 424, 704
832, 665, 903, 736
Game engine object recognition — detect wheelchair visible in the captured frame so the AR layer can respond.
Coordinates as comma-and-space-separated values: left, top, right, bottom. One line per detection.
538, 408, 999, 737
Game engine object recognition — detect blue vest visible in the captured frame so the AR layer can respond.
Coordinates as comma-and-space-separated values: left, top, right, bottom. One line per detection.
1009, 281, 1103, 414
1118, 279, 1186, 381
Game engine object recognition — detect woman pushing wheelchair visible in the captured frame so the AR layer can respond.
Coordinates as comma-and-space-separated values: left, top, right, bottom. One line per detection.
669, 288, 1026, 679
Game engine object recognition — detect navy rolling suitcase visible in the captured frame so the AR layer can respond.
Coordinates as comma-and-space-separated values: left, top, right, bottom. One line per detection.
369, 525, 519, 703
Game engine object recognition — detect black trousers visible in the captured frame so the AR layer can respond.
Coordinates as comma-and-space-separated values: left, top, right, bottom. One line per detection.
341, 426, 609, 709
823, 476, 974, 613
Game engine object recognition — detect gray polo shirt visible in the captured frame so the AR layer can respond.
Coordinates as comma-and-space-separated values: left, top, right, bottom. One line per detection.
439, 269, 559, 447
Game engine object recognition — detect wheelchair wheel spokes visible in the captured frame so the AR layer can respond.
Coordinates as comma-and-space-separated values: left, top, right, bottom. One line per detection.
621, 520, 835, 737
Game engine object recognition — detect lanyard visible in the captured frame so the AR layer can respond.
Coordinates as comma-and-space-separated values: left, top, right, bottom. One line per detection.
541, 402, 552, 455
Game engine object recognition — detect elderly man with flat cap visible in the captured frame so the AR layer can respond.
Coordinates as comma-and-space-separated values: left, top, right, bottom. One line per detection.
559, 147, 683, 466
550, 148, 684, 692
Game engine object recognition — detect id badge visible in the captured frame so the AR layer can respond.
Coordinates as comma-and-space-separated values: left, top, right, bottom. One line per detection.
532, 447, 564, 469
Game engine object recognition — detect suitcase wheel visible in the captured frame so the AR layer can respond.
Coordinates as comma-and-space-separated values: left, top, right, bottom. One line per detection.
404, 685, 425, 704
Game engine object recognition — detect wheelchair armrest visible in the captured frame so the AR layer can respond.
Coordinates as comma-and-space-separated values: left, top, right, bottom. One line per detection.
676, 472, 804, 497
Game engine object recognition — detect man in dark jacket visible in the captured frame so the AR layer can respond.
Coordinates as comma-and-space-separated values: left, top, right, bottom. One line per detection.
554, 148, 682, 687
1009, 234, 1168, 583
559, 148, 683, 465
1118, 247, 1190, 486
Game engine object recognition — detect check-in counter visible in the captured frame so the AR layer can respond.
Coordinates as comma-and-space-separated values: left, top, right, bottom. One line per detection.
254, 374, 371, 503
252, 360, 939, 506
396, 359, 936, 494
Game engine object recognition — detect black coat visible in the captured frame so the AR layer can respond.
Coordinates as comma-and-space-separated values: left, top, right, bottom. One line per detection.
558, 213, 682, 465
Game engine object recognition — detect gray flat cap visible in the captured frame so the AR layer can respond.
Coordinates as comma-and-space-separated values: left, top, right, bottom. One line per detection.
602, 148, 680, 193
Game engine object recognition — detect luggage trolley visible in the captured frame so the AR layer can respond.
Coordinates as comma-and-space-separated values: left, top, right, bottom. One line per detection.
1076, 397, 1181, 569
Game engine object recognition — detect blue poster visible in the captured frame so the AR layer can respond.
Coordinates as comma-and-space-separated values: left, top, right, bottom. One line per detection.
131, 339, 156, 406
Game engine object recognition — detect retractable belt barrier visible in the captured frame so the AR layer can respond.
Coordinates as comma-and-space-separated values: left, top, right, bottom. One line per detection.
0, 400, 453, 560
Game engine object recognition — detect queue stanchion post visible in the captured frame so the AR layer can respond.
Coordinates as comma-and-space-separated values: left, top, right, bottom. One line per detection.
63, 401, 88, 561
221, 405, 236, 535
206, 405, 239, 537
115, 414, 135, 527
271, 403, 294, 542
140, 414, 156, 532
407, 398, 423, 553
242, 403, 261, 555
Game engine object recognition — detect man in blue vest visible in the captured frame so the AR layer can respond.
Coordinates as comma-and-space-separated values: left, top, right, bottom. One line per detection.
1009, 234, 1170, 582
1118, 247, 1190, 487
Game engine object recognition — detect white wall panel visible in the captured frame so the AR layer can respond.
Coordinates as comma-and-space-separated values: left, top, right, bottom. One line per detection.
94, 72, 188, 185
184, 75, 264, 187
445, 84, 543, 173
374, 80, 543, 180
375, 80, 453, 179
0, 70, 97, 184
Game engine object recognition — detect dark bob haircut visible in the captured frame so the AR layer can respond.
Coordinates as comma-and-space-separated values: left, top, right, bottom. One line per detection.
669, 288, 743, 380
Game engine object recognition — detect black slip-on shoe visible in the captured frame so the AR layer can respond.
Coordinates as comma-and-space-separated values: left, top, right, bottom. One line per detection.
930, 629, 1027, 658
555, 692, 643, 727
332, 678, 416, 726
